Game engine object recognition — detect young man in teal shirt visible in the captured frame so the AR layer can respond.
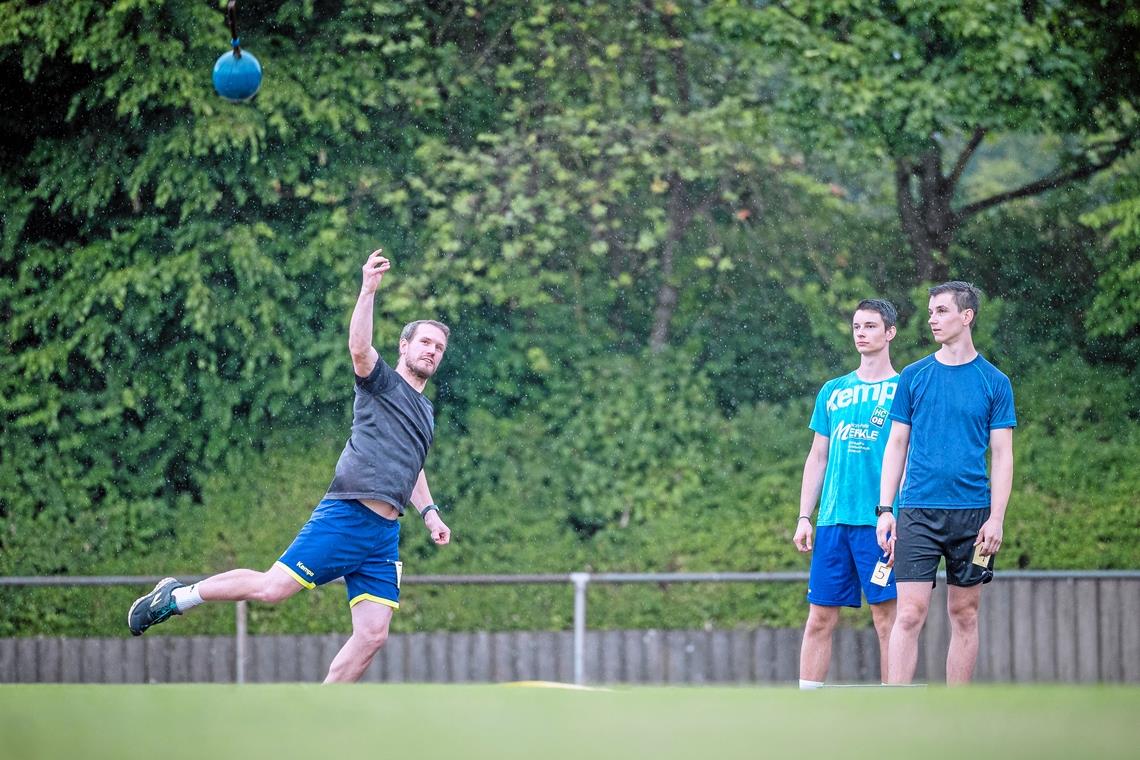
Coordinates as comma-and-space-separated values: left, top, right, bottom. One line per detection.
794, 299, 899, 688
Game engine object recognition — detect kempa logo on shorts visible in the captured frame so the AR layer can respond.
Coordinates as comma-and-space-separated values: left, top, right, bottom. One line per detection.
835, 421, 879, 442
296, 561, 315, 577
827, 381, 896, 412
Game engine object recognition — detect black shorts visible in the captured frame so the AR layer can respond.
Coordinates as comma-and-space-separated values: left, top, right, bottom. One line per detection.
894, 507, 994, 587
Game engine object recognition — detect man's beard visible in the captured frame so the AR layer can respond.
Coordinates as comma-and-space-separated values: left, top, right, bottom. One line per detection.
408, 357, 436, 380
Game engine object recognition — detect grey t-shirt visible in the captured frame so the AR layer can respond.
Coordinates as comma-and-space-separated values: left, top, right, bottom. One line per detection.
324, 357, 435, 515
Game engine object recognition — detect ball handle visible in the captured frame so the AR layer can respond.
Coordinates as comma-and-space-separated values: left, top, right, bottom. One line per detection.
226, 1, 242, 58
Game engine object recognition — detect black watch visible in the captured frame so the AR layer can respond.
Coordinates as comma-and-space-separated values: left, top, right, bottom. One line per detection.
875, 505, 894, 517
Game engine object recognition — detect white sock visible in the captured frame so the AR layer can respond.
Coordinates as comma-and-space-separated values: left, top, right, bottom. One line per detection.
173, 583, 204, 613
799, 679, 825, 690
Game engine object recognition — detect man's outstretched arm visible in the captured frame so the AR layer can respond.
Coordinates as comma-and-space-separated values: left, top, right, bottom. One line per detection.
349, 249, 388, 377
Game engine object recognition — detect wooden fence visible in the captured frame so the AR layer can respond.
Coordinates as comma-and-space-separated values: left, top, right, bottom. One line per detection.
1, 574, 1137, 684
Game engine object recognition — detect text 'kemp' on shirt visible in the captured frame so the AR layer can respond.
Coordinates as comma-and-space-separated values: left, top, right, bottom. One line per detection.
809, 372, 899, 527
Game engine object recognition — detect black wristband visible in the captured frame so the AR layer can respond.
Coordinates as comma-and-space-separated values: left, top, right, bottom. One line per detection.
875, 505, 894, 517
797, 515, 811, 522
420, 504, 440, 519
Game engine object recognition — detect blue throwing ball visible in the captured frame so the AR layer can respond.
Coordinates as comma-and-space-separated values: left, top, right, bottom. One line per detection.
212, 44, 262, 102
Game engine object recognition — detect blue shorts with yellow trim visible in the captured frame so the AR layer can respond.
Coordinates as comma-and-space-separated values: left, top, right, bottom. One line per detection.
807, 524, 896, 607
276, 499, 403, 609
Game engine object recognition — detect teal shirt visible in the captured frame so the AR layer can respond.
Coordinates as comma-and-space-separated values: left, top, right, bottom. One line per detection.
809, 371, 899, 526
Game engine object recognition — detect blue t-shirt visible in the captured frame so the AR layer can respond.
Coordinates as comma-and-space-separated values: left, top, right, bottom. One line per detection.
809, 371, 899, 527
889, 353, 1016, 509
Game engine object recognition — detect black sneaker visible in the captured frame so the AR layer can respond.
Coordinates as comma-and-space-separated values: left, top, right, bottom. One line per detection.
127, 577, 184, 636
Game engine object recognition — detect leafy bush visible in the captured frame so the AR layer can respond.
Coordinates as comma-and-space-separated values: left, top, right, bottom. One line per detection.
3, 352, 1136, 637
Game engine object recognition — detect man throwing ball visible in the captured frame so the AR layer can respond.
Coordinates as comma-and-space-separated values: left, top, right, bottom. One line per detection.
128, 249, 452, 683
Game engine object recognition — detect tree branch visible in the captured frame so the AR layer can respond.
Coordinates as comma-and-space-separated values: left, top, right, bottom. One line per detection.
894, 159, 920, 242
659, 8, 691, 110
946, 126, 987, 189
472, 11, 517, 73
638, 2, 664, 125
772, 2, 805, 25
957, 135, 1135, 220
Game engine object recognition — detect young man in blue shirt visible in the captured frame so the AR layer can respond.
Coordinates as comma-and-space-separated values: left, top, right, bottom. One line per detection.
794, 299, 899, 689
876, 281, 1015, 685
127, 249, 453, 683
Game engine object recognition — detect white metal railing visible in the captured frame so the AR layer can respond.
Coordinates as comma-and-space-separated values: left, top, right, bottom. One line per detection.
2, 570, 1137, 684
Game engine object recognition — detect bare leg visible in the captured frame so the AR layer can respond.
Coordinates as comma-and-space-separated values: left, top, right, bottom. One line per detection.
869, 599, 897, 683
946, 584, 983, 685
324, 600, 394, 683
799, 604, 840, 683
128, 562, 306, 638
886, 582, 932, 684
198, 564, 303, 605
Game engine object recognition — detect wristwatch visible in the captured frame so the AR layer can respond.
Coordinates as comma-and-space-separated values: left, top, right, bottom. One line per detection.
875, 505, 894, 517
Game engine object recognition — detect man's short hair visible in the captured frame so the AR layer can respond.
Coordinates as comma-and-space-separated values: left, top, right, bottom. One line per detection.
401, 319, 451, 344
854, 298, 898, 330
928, 281, 982, 328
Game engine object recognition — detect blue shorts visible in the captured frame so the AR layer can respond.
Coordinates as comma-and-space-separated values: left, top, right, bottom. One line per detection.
807, 524, 896, 607
277, 499, 403, 609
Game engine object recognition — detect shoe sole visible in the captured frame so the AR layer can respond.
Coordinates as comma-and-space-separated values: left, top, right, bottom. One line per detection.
127, 577, 179, 636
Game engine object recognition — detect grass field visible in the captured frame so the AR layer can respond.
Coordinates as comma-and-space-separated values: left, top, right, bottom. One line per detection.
2, 683, 1138, 759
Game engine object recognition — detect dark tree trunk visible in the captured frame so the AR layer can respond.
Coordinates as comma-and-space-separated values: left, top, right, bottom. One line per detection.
649, 173, 691, 353
895, 146, 957, 283
648, 4, 692, 353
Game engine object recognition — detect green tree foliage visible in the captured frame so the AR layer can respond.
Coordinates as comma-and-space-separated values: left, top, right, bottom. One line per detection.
0, 0, 505, 571
714, 0, 1140, 281
3, 348, 1137, 636
1080, 151, 1140, 361
404, 1, 847, 354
